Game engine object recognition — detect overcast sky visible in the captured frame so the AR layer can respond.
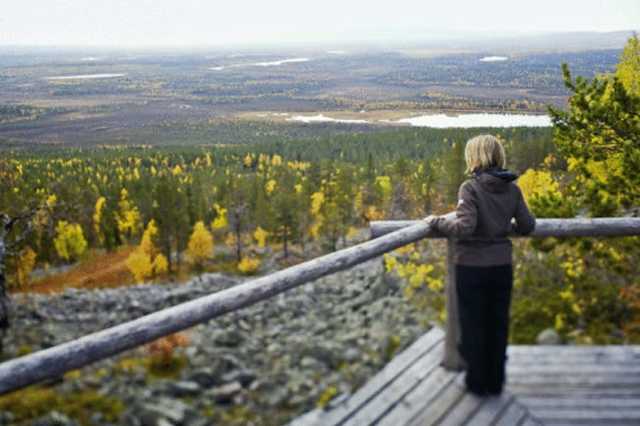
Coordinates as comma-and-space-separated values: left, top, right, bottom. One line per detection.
2, 0, 639, 47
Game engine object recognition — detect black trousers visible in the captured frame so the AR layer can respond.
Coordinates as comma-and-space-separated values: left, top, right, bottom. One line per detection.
455, 263, 513, 395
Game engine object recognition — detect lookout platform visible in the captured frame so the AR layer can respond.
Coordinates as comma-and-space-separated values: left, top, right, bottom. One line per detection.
291, 327, 640, 426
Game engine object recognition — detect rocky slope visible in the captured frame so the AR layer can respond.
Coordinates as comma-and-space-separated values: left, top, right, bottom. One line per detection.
1, 257, 433, 426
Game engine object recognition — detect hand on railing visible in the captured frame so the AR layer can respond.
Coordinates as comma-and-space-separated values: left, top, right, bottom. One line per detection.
422, 215, 438, 226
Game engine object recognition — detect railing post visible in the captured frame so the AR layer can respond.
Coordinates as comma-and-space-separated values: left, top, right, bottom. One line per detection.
441, 238, 466, 371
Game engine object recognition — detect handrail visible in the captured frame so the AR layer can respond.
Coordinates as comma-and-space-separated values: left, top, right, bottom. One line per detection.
1, 216, 639, 395
370, 217, 640, 239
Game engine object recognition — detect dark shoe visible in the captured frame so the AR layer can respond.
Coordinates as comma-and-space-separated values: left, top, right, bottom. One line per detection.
486, 387, 503, 396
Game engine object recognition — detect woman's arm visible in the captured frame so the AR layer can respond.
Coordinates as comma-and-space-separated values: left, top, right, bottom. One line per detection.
425, 181, 478, 238
513, 186, 536, 235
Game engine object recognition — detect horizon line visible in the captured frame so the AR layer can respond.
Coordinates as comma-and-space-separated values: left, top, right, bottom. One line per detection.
0, 29, 637, 51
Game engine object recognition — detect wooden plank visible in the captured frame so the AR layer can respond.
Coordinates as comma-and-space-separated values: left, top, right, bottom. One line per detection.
508, 345, 640, 357
465, 393, 515, 426
494, 399, 528, 426
378, 369, 459, 426
531, 408, 640, 421
506, 357, 640, 370
316, 328, 445, 425
345, 344, 445, 425
436, 392, 484, 426
520, 417, 543, 426
519, 396, 640, 409
0, 220, 442, 395
507, 365, 640, 375
537, 422, 640, 426
406, 379, 465, 426
507, 374, 640, 387
508, 385, 640, 397
511, 389, 640, 398
370, 217, 640, 239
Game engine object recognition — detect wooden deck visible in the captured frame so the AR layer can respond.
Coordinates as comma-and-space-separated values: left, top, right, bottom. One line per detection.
290, 327, 640, 426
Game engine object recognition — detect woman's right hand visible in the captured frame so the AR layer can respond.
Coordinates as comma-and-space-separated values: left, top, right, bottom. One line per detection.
423, 215, 439, 227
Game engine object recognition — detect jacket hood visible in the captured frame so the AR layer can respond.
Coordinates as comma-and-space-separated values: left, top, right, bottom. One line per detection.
473, 167, 518, 193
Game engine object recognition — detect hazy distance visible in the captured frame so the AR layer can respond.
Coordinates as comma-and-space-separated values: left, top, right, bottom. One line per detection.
2, 0, 639, 48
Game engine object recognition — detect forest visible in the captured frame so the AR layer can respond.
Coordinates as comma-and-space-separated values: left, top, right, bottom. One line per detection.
2, 35, 639, 344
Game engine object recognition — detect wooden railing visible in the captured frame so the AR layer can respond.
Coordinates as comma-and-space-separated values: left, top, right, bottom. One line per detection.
0, 216, 638, 395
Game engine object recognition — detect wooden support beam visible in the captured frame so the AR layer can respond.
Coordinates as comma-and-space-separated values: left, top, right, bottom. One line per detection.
442, 238, 466, 371
0, 220, 437, 395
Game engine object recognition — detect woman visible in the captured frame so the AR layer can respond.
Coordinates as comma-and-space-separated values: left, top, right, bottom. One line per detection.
425, 134, 535, 396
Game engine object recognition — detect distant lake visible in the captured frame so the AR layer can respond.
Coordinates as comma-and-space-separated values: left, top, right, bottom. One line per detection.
396, 113, 551, 128
286, 112, 551, 128
45, 73, 126, 81
480, 56, 509, 62
287, 114, 368, 124
210, 57, 310, 71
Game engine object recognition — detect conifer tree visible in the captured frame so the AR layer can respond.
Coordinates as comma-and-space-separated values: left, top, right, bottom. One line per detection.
549, 61, 640, 214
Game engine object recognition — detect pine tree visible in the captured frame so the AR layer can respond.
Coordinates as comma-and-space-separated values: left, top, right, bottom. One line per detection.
549, 62, 640, 214
616, 34, 640, 97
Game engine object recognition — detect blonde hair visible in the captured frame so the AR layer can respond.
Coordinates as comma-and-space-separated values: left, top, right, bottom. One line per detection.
464, 134, 506, 173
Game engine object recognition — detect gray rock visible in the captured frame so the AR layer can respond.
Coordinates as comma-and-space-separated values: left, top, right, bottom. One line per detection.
166, 380, 202, 397
343, 347, 361, 363
188, 368, 220, 388
206, 381, 243, 404
32, 411, 78, 426
537, 328, 561, 345
264, 386, 290, 407
300, 356, 320, 368
137, 398, 191, 426
0, 412, 15, 425
213, 328, 244, 346
221, 369, 256, 387
301, 341, 344, 368
184, 419, 214, 426
5, 253, 430, 423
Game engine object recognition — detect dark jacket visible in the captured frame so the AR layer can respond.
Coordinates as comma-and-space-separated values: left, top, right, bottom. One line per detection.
431, 168, 536, 266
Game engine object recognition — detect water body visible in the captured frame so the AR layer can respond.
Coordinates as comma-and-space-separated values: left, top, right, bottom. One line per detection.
45, 73, 126, 81
480, 56, 509, 62
396, 113, 551, 128
254, 58, 309, 67
286, 112, 551, 128
287, 114, 368, 124
210, 57, 310, 71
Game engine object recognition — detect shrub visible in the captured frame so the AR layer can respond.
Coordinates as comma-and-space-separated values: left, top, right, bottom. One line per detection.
145, 333, 190, 378
237, 257, 261, 275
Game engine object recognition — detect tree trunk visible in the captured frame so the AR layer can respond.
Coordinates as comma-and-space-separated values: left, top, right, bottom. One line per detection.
0, 235, 9, 353
235, 223, 242, 262
283, 226, 289, 259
